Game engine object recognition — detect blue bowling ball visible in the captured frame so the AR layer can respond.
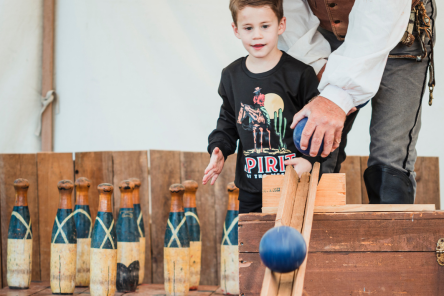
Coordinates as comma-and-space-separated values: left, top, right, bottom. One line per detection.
293, 117, 324, 157
259, 226, 307, 273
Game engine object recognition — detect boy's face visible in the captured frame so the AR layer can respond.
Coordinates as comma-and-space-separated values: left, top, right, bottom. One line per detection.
232, 6, 286, 59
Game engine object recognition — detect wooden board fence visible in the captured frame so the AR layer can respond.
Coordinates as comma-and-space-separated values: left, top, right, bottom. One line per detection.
0, 153, 439, 288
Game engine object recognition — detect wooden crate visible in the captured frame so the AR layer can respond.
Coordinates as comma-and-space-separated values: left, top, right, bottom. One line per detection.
239, 211, 444, 295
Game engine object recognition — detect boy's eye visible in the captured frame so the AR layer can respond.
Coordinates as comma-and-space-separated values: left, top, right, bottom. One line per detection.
262, 25, 269, 29
245, 27, 252, 31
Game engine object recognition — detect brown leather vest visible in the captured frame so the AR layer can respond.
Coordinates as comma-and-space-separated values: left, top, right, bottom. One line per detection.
307, 0, 421, 41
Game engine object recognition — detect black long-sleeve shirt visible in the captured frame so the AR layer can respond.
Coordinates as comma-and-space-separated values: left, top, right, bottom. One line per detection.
208, 52, 320, 193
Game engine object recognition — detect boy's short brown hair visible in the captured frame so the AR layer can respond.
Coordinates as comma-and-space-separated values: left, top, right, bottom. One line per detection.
229, 0, 284, 26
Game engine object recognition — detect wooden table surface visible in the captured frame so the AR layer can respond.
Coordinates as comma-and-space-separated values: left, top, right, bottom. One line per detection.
0, 282, 224, 296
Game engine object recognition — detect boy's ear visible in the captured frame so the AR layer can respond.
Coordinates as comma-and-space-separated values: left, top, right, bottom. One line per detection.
278, 17, 287, 35
232, 22, 241, 39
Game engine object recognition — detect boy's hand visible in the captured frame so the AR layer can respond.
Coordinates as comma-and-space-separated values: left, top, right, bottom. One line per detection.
202, 147, 225, 185
284, 157, 312, 178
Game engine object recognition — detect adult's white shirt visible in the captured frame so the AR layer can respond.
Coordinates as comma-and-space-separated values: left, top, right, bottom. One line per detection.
278, 0, 411, 114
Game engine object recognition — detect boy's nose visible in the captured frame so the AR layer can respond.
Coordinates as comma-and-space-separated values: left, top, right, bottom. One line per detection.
253, 29, 263, 39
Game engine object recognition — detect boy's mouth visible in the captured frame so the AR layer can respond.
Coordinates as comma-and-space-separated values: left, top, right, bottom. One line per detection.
251, 44, 265, 50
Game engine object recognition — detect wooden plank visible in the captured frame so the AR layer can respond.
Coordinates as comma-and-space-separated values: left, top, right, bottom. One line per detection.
239, 211, 444, 253
339, 156, 362, 204
262, 175, 285, 208
292, 162, 320, 296
74, 152, 113, 223
149, 150, 181, 284
212, 154, 237, 287
0, 281, 49, 295
276, 173, 310, 296
239, 252, 444, 295
112, 150, 151, 283
261, 166, 299, 296
314, 204, 435, 212
180, 151, 218, 285
0, 154, 40, 287
41, 0, 55, 152
314, 173, 346, 206
360, 156, 369, 204
37, 152, 74, 281
415, 157, 440, 209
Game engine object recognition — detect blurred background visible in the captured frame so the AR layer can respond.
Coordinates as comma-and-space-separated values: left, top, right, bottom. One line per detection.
0, 0, 442, 201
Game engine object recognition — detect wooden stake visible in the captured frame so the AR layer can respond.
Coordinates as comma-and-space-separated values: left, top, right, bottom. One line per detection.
41, 0, 56, 151
292, 163, 320, 296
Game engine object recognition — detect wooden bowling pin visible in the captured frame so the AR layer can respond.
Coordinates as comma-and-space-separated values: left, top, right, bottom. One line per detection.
90, 183, 117, 296
220, 182, 239, 294
7, 178, 32, 289
128, 178, 145, 284
182, 180, 201, 290
51, 180, 77, 295
116, 180, 140, 293
164, 184, 190, 296
74, 177, 92, 286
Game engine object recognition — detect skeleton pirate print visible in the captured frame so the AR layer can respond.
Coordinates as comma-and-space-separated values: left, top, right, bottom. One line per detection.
237, 87, 297, 180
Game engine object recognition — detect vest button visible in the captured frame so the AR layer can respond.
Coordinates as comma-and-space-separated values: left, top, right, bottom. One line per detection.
334, 20, 341, 24
329, 3, 336, 7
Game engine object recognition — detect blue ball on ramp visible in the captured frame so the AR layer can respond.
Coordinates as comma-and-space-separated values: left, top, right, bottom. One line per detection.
259, 226, 307, 273
293, 117, 324, 157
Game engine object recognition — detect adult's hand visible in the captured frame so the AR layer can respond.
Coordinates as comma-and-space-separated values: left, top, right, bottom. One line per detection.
291, 96, 346, 158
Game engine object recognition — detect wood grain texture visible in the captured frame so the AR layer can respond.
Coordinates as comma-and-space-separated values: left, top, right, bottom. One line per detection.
149, 150, 181, 284
180, 152, 217, 286
264, 204, 435, 214
112, 151, 151, 283
292, 162, 319, 296
0, 154, 40, 287
240, 252, 444, 296
339, 156, 362, 204
74, 152, 113, 223
41, 0, 56, 152
37, 152, 74, 281
360, 156, 369, 204
415, 157, 440, 209
213, 154, 236, 287
239, 211, 444, 253
314, 173, 346, 206
262, 175, 285, 208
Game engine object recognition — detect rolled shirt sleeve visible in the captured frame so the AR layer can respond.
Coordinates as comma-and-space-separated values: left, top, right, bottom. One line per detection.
281, 0, 411, 114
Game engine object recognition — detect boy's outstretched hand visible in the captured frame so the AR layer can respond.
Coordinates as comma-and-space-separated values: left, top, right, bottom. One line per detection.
284, 157, 312, 178
202, 147, 225, 185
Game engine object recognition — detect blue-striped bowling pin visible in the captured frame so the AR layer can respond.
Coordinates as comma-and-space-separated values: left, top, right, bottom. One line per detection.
128, 178, 145, 284
90, 183, 117, 296
51, 180, 77, 295
164, 184, 190, 296
7, 178, 32, 289
74, 177, 92, 286
116, 180, 139, 293
182, 180, 201, 290
220, 182, 239, 294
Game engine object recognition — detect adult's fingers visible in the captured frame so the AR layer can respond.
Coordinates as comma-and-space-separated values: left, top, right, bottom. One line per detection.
300, 117, 317, 150
322, 129, 335, 158
309, 125, 326, 157
204, 163, 215, 175
202, 170, 215, 185
290, 108, 308, 129
331, 126, 343, 151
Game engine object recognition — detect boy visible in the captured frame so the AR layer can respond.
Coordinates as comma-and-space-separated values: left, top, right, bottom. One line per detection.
202, 0, 320, 213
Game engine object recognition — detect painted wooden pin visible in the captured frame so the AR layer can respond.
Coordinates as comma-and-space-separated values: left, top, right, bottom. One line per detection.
220, 182, 239, 295
51, 180, 77, 295
7, 178, 32, 289
116, 180, 140, 293
164, 184, 190, 296
183, 180, 201, 290
128, 178, 145, 285
74, 177, 92, 287
90, 183, 117, 296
